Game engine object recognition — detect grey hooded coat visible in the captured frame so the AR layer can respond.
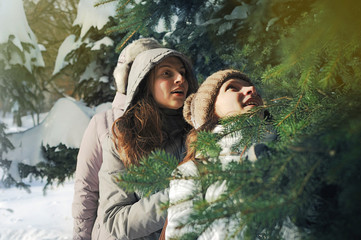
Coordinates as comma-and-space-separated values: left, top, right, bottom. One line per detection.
91, 48, 197, 240
73, 92, 126, 240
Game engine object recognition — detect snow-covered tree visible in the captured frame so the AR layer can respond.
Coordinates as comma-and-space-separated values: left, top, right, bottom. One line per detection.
0, 97, 99, 190
23, 0, 78, 100
0, 0, 125, 191
53, 0, 122, 106
0, 0, 46, 126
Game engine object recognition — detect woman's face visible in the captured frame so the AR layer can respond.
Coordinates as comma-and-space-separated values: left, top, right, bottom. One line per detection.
151, 56, 189, 110
214, 78, 263, 118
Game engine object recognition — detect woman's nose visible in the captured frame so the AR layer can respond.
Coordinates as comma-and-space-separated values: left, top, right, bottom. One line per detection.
242, 86, 257, 96
174, 72, 185, 84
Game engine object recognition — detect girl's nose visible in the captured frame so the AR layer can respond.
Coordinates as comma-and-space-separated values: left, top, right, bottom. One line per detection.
174, 72, 185, 84
241, 86, 257, 96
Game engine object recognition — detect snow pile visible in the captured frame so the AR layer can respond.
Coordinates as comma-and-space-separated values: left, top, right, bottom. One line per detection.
0, 98, 112, 240
1, 112, 48, 134
2, 97, 110, 182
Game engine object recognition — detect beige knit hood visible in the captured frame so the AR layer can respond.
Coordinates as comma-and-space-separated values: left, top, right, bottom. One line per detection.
183, 69, 251, 129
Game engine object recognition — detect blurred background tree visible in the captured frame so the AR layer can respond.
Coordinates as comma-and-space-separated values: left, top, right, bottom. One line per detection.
0, 0, 122, 189
1, 0, 121, 127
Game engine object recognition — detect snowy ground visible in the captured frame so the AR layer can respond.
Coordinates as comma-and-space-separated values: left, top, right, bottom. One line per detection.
1, 109, 73, 239
0, 101, 88, 240
0, 178, 73, 240
0, 96, 111, 239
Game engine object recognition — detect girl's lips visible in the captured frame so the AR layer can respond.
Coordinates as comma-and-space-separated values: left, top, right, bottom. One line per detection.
171, 92, 185, 97
243, 97, 262, 107
171, 88, 185, 95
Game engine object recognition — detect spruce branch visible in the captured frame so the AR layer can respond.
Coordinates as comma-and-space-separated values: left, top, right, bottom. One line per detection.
277, 94, 303, 127
116, 150, 179, 196
296, 158, 322, 197
117, 24, 142, 51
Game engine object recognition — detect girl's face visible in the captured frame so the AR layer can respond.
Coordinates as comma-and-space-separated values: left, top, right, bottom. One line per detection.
151, 56, 189, 110
214, 78, 263, 118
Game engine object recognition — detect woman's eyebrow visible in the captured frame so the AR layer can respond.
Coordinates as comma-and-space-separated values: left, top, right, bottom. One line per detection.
158, 64, 185, 69
158, 64, 172, 69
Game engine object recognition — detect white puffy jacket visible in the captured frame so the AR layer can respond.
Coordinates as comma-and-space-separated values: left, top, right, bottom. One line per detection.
166, 125, 272, 240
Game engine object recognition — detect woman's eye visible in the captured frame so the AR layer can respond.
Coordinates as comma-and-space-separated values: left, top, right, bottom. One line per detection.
226, 85, 238, 91
162, 71, 172, 77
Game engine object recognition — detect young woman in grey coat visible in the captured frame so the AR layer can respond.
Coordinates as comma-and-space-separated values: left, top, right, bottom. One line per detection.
91, 48, 198, 240
72, 38, 162, 240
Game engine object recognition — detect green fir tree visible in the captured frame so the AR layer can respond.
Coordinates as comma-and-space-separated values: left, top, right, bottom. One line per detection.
112, 0, 361, 239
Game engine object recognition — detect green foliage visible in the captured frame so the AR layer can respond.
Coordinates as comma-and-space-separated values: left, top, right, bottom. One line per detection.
38, 143, 78, 191
0, 0, 78, 125
0, 41, 46, 126
261, 0, 361, 96
102, 0, 229, 77
110, 0, 361, 238
0, 122, 14, 154
0, 142, 78, 193
116, 150, 179, 197
1, 123, 34, 191
76, 80, 115, 106
0, 158, 42, 192
175, 90, 361, 240
0, 122, 16, 188
53, 18, 120, 106
118, 90, 361, 239
23, 0, 78, 102
0, 160, 37, 192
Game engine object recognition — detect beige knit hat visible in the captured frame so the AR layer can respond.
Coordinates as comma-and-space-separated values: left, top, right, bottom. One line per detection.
183, 69, 251, 129
113, 38, 163, 93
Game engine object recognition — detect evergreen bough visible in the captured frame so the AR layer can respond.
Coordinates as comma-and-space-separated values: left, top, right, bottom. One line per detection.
110, 0, 361, 239
0, 142, 77, 193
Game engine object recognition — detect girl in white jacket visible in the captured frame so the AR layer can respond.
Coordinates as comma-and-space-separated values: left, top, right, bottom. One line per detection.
165, 69, 274, 240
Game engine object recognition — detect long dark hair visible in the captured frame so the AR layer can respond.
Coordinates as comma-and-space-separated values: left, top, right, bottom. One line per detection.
112, 57, 195, 167
112, 70, 165, 167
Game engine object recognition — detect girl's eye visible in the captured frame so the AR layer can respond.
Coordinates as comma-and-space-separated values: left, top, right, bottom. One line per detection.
162, 70, 172, 77
226, 85, 238, 91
